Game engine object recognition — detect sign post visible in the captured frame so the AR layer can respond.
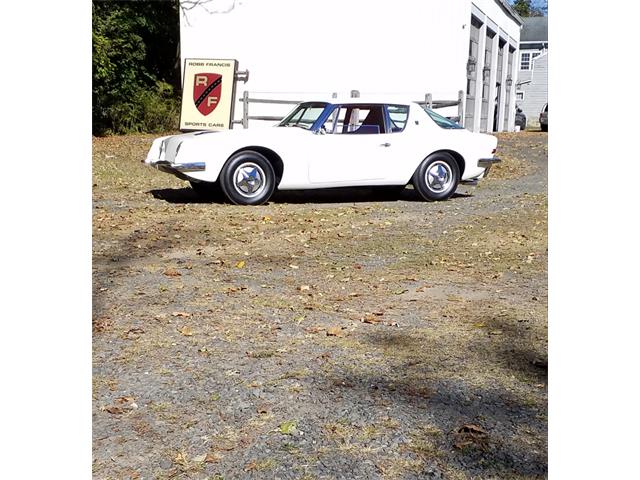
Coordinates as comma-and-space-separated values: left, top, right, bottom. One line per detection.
179, 58, 238, 131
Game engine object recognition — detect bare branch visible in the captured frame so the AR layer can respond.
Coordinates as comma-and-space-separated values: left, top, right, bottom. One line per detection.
179, 0, 237, 25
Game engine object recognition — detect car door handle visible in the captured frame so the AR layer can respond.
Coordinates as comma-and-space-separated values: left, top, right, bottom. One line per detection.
380, 142, 391, 147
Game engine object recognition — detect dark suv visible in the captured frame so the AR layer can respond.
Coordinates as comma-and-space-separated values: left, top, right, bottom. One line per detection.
539, 103, 548, 132
515, 107, 526, 131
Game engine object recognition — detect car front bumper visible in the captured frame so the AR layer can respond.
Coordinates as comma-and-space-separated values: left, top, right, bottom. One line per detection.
144, 159, 205, 180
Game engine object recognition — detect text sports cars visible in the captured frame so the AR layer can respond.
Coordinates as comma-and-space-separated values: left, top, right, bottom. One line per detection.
144, 98, 500, 205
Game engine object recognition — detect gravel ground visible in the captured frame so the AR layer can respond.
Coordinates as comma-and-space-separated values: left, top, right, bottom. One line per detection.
93, 131, 547, 479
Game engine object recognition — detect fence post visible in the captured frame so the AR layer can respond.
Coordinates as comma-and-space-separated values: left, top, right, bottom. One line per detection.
242, 90, 249, 129
458, 90, 465, 126
425, 93, 432, 109
350, 89, 360, 98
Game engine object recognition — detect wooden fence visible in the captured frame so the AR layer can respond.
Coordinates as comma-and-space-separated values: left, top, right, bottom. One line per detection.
232, 90, 465, 129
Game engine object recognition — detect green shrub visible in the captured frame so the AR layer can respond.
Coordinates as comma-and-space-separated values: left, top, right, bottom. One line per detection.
102, 81, 179, 135
92, 1, 180, 136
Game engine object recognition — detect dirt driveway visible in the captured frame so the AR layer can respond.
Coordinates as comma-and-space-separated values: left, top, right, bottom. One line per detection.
93, 132, 547, 479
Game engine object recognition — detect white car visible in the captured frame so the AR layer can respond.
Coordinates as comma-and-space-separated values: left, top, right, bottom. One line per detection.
144, 98, 500, 205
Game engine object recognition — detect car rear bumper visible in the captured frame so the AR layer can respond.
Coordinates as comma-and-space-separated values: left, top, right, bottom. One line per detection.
477, 157, 501, 178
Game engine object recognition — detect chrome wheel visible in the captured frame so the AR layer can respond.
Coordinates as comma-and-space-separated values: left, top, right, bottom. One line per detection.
233, 162, 266, 198
425, 160, 454, 193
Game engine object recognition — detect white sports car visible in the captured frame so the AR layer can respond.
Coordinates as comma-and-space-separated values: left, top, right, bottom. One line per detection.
144, 98, 500, 205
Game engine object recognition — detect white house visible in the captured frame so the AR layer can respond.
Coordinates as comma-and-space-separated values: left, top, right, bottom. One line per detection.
179, 0, 522, 132
516, 16, 548, 127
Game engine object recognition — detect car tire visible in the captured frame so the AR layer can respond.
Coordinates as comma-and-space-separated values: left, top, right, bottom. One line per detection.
412, 153, 460, 201
541, 124, 547, 132
189, 180, 222, 200
219, 150, 276, 205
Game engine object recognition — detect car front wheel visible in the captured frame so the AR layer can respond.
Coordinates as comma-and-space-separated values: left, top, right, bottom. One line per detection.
412, 153, 460, 201
219, 151, 276, 205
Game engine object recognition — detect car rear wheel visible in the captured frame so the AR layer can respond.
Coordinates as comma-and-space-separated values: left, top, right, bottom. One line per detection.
219, 151, 276, 205
412, 153, 460, 201
541, 124, 547, 132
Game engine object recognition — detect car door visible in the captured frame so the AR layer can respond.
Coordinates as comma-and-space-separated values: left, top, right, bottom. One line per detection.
307, 104, 390, 185
371, 104, 414, 184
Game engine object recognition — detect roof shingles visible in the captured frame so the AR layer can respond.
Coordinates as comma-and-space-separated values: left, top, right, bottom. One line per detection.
521, 17, 548, 42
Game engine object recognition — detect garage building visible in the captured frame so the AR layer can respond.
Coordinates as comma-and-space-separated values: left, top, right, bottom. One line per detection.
179, 0, 522, 132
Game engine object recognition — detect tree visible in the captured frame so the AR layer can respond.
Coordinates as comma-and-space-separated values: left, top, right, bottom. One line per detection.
511, 0, 547, 17
92, 0, 181, 135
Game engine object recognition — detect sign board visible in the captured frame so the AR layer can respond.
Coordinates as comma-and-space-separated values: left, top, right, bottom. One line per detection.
180, 58, 238, 131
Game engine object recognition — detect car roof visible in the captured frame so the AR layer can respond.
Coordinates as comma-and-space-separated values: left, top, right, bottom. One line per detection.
299, 96, 420, 106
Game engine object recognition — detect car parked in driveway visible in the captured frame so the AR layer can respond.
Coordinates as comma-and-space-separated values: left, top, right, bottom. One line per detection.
515, 107, 527, 131
145, 97, 500, 205
539, 103, 548, 132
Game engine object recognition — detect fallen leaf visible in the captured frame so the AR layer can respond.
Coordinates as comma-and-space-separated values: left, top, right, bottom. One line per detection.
192, 454, 207, 463
205, 452, 222, 463
256, 403, 272, 414
172, 311, 191, 317
235, 260, 246, 268
163, 268, 181, 277
93, 315, 113, 332
304, 326, 324, 334
173, 451, 189, 467
104, 405, 124, 415
298, 285, 310, 292
489, 330, 503, 335
362, 314, 382, 324
326, 326, 345, 337
279, 420, 297, 435
178, 326, 194, 336
453, 424, 489, 451
125, 327, 145, 339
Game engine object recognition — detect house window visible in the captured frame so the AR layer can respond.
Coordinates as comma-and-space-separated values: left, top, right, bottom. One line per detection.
520, 51, 541, 70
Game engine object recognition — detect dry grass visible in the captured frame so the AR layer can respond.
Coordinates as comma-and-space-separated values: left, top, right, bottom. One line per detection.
93, 131, 547, 479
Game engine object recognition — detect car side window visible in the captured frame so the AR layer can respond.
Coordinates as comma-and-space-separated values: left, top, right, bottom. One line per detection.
321, 105, 386, 134
386, 105, 409, 133
322, 107, 347, 134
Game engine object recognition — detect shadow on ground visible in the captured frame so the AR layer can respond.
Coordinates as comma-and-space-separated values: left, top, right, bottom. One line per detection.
316, 324, 547, 478
148, 186, 473, 204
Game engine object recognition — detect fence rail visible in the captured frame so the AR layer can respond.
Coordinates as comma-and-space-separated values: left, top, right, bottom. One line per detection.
234, 90, 465, 128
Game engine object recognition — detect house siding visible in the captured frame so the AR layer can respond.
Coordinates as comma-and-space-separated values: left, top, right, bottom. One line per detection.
520, 53, 547, 127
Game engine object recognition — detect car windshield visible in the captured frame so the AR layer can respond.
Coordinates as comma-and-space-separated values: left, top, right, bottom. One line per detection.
421, 106, 463, 129
279, 103, 328, 129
